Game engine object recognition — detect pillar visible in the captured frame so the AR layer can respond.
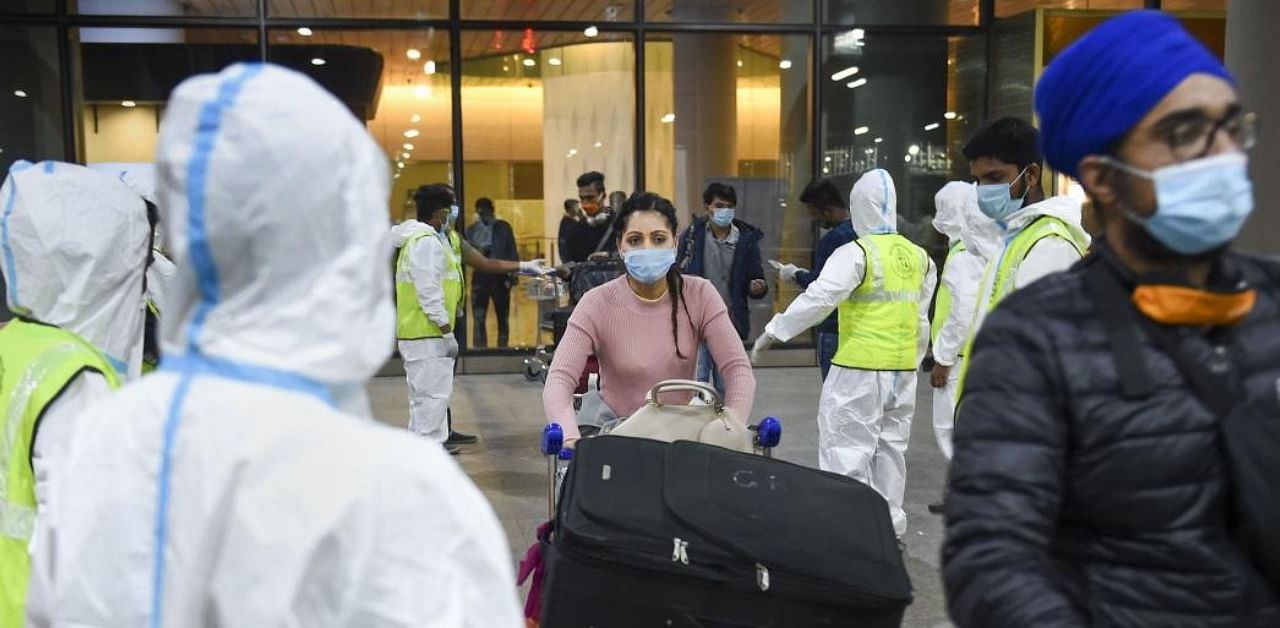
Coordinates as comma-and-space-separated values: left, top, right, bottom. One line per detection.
1225, 0, 1280, 256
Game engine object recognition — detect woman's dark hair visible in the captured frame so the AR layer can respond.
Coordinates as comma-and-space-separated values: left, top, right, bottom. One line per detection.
616, 192, 694, 359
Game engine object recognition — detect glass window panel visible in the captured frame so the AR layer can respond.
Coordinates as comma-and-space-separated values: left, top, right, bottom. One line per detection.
75, 28, 258, 164
645, 32, 811, 342
462, 0, 632, 21
72, 0, 256, 16
1, 26, 64, 173
1163, 0, 1227, 11
269, 0, 447, 18
1, 1, 55, 14
996, 0, 1142, 19
458, 29, 635, 351
820, 33, 985, 260
648, 0, 812, 24
825, 0, 979, 26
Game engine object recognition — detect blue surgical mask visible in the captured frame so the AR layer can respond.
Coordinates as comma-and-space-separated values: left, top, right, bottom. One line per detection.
710, 207, 735, 228
449, 204, 460, 225
1107, 152, 1254, 256
976, 165, 1030, 222
623, 247, 676, 285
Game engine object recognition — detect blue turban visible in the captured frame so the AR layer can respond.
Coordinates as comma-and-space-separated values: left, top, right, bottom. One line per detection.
1035, 10, 1233, 178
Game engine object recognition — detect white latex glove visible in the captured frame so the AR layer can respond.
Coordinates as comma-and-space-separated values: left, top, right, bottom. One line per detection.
443, 333, 460, 359
519, 258, 553, 276
750, 333, 777, 365
768, 259, 805, 284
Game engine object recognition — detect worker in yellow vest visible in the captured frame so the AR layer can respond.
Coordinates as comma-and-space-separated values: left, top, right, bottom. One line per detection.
0, 161, 148, 627
751, 169, 936, 537
392, 183, 548, 451
956, 118, 1092, 398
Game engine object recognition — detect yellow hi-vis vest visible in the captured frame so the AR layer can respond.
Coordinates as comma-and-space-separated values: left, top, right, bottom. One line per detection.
931, 240, 966, 344
0, 319, 120, 627
833, 233, 929, 371
957, 215, 1089, 397
396, 228, 463, 340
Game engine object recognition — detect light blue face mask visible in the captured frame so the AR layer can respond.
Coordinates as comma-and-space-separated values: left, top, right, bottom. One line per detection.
1106, 152, 1254, 255
710, 207, 735, 228
623, 247, 677, 285
976, 165, 1030, 222
447, 204, 460, 228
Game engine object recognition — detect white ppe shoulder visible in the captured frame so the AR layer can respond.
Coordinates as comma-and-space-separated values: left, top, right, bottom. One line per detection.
765, 242, 866, 343
1013, 236, 1082, 290
916, 256, 939, 364
30, 371, 112, 514
407, 233, 450, 327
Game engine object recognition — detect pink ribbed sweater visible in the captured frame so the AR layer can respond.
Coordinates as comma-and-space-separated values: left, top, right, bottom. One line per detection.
543, 275, 757, 440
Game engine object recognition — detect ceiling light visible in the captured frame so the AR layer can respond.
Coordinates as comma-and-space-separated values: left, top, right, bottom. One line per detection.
296, 27, 313, 37
660, 113, 675, 124
404, 129, 420, 138
414, 85, 431, 99
908, 144, 920, 156
822, 167, 830, 174
310, 57, 326, 66
13, 90, 27, 98
401, 152, 411, 159
548, 57, 562, 66
824, 156, 832, 162
397, 162, 405, 169
584, 25, 599, 38
121, 100, 137, 108
874, 137, 883, 144
593, 141, 603, 148
943, 111, 957, 120
847, 78, 867, 89
904, 154, 912, 163
779, 59, 793, 70
407, 48, 421, 60
522, 58, 536, 67
924, 122, 941, 131
502, 65, 509, 72
830, 66, 859, 81
403, 143, 414, 150
568, 148, 578, 157
424, 60, 436, 74
410, 113, 422, 123
736, 59, 743, 68
854, 126, 869, 136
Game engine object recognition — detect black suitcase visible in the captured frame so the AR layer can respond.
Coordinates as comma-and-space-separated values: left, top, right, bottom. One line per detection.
541, 437, 912, 627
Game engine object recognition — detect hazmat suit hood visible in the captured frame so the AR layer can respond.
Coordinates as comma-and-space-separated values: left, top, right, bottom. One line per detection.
154, 63, 393, 390
1004, 194, 1091, 251
1, 160, 149, 377
932, 181, 971, 245
390, 218, 437, 249
849, 168, 898, 236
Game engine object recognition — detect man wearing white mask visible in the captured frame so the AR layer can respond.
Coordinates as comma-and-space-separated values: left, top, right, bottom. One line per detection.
25, 63, 521, 628
752, 169, 936, 537
0, 161, 147, 625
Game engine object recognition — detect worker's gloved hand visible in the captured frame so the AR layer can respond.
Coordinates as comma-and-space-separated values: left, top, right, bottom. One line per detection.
443, 333, 460, 359
768, 259, 805, 284
750, 333, 778, 365
519, 259, 553, 276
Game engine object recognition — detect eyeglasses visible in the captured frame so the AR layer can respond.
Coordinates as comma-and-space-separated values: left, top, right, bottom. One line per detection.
1160, 110, 1257, 161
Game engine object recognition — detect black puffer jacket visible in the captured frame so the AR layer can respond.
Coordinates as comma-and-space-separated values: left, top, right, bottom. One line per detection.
943, 248, 1280, 627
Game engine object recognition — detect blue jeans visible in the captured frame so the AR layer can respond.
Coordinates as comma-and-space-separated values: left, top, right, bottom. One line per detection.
695, 343, 726, 398
817, 331, 839, 382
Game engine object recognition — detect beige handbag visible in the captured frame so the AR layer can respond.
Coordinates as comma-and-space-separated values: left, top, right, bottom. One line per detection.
608, 379, 754, 453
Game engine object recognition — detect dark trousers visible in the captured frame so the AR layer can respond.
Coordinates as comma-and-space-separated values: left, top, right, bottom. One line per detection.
472, 278, 511, 348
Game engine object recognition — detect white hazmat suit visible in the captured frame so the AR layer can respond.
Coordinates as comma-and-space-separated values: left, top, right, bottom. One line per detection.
26, 63, 521, 628
761, 170, 936, 536
1, 162, 149, 513
391, 219, 458, 443
928, 182, 996, 461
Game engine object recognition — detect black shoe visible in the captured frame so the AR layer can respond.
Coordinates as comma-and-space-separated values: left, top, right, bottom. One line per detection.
928, 502, 946, 515
444, 444, 462, 455
446, 430, 479, 445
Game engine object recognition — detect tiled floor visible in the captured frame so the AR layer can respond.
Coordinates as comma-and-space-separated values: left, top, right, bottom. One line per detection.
368, 367, 954, 628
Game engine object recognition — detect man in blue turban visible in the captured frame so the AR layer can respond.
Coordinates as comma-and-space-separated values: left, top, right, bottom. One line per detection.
943, 10, 1279, 627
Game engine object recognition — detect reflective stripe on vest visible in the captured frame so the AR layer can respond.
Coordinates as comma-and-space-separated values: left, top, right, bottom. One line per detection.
957, 216, 1088, 399
0, 319, 120, 626
396, 228, 463, 340
833, 234, 929, 371
931, 240, 966, 343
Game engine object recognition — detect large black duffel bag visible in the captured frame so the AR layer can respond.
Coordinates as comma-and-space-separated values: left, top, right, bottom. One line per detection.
541, 437, 912, 628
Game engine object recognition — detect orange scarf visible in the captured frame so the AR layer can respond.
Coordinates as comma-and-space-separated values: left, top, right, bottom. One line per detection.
1132, 284, 1256, 327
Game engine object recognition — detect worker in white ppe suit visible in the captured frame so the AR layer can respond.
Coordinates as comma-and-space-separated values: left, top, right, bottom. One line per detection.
927, 182, 997, 461
25, 63, 522, 628
0, 161, 147, 625
752, 169, 936, 537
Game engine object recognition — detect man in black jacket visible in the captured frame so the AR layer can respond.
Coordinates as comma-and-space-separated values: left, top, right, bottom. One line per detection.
943, 11, 1278, 627
678, 182, 767, 395
466, 197, 519, 348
